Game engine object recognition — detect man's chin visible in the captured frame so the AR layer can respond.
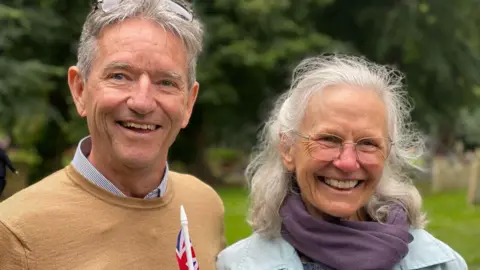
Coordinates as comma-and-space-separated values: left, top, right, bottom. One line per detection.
115, 151, 162, 169
120, 159, 157, 170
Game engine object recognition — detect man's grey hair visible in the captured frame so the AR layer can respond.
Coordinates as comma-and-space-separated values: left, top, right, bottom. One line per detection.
246, 54, 427, 239
77, 0, 203, 88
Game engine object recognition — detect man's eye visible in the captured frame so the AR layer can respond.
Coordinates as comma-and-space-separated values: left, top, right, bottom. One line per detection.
110, 73, 126, 80
158, 80, 176, 87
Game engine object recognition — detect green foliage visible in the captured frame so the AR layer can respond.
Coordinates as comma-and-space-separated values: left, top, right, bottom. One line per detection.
0, 3, 66, 144
0, 0, 90, 183
458, 108, 480, 145
187, 0, 480, 154
207, 148, 244, 165
196, 0, 352, 132
0, 2, 70, 137
169, 161, 188, 173
1, 0, 480, 182
8, 148, 41, 167
354, 0, 480, 154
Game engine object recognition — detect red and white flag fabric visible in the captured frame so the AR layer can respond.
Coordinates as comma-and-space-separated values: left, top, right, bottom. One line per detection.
176, 228, 199, 270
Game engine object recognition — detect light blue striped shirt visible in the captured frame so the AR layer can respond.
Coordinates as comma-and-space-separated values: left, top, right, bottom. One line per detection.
71, 136, 168, 199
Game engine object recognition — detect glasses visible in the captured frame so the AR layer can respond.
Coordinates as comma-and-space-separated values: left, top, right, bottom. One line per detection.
292, 131, 394, 165
92, 0, 194, 21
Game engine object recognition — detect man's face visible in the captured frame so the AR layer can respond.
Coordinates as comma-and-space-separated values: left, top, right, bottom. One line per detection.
69, 17, 198, 170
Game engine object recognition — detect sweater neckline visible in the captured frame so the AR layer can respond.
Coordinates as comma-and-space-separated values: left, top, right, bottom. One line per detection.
65, 165, 174, 209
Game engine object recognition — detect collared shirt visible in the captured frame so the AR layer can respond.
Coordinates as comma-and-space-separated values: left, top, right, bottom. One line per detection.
71, 136, 168, 199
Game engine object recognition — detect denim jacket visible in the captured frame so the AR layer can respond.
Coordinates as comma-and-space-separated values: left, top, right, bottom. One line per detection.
216, 229, 467, 270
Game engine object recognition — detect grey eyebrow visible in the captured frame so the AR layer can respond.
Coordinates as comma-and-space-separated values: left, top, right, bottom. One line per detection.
104, 62, 132, 70
157, 70, 182, 80
103, 62, 183, 81
309, 132, 343, 140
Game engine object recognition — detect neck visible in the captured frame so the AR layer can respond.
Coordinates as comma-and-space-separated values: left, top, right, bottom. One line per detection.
345, 208, 368, 221
89, 151, 166, 198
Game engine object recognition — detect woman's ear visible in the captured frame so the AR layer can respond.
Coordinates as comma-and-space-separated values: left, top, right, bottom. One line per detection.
279, 133, 296, 171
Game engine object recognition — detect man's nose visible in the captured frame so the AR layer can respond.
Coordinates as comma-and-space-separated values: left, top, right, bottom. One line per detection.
332, 143, 360, 172
126, 74, 156, 115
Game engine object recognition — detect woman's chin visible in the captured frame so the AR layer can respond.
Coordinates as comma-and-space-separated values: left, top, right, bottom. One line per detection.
308, 182, 369, 220
326, 210, 358, 220
310, 201, 362, 221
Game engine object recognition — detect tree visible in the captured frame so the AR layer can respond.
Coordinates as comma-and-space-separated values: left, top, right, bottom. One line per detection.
171, 0, 352, 184
2, 0, 480, 186
317, 0, 480, 152
172, 0, 480, 181
457, 106, 480, 150
0, 1, 90, 184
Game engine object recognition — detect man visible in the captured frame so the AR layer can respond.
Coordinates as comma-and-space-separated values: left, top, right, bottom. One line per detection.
0, 146, 18, 198
0, 0, 225, 269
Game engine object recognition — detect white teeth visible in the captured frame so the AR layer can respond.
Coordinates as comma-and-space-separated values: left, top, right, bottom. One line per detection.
324, 178, 359, 189
121, 122, 156, 131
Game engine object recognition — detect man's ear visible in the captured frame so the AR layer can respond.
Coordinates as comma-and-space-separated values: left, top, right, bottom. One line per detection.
68, 66, 87, 118
279, 133, 296, 171
181, 81, 199, 128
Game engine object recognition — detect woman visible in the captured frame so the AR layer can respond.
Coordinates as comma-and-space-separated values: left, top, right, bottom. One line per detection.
216, 55, 467, 270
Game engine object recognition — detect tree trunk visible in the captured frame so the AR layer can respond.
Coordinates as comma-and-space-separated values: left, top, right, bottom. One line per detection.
28, 120, 69, 185
170, 103, 223, 186
186, 129, 221, 186
28, 84, 71, 185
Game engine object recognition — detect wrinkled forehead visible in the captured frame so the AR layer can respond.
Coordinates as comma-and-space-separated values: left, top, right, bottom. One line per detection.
301, 84, 388, 135
96, 17, 185, 51
94, 18, 188, 75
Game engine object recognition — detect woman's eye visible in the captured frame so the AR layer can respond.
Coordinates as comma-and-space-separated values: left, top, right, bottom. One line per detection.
319, 135, 342, 143
359, 140, 376, 146
314, 135, 342, 148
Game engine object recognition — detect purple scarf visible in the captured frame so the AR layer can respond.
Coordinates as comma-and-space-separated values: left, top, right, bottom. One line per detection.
280, 193, 413, 270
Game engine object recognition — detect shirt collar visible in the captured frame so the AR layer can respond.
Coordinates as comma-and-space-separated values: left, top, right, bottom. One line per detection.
71, 136, 168, 199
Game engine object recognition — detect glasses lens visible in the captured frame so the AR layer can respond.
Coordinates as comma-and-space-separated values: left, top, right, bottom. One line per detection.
356, 138, 391, 164
307, 137, 391, 164
357, 151, 383, 164
307, 145, 340, 161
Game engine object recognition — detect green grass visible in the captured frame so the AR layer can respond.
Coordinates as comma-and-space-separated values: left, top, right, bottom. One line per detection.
422, 190, 480, 268
217, 187, 252, 245
218, 187, 480, 268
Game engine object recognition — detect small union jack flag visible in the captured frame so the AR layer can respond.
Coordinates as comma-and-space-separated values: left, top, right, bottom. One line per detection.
176, 228, 199, 270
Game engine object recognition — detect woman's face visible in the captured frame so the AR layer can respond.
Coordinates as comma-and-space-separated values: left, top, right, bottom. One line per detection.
281, 84, 390, 220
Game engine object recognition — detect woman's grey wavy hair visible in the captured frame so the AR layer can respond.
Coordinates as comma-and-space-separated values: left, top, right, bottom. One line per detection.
246, 54, 427, 239
77, 0, 203, 88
